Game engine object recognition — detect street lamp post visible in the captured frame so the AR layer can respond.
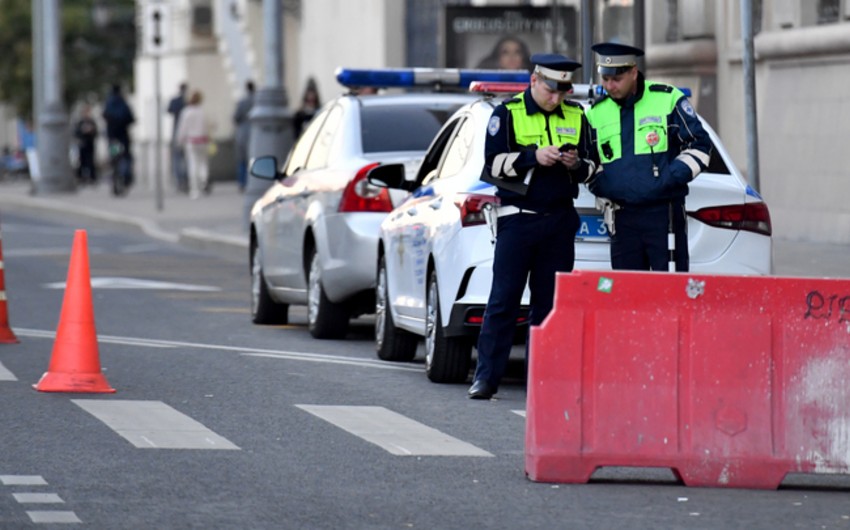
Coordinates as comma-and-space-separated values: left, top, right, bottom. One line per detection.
242, 0, 293, 231
32, 0, 75, 195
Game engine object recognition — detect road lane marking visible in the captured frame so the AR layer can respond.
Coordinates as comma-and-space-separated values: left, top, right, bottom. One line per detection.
512, 410, 526, 418
0, 475, 47, 486
72, 400, 239, 450
13, 493, 64, 504
27, 511, 81, 524
297, 405, 492, 457
0, 361, 17, 381
44, 277, 221, 292
14, 328, 422, 372
245, 352, 421, 372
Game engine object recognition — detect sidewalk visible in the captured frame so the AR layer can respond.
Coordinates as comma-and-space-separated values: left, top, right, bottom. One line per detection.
0, 177, 848, 277
0, 178, 249, 262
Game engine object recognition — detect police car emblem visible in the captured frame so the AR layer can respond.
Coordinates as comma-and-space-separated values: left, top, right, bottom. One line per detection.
487, 116, 500, 136
681, 100, 695, 117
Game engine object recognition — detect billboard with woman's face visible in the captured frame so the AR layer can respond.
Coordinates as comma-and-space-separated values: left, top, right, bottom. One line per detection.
443, 6, 578, 70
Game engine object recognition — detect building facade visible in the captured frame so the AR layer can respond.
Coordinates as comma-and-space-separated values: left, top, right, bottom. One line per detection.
133, 0, 850, 244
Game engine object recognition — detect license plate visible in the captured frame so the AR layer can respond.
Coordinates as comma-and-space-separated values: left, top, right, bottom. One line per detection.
575, 214, 609, 241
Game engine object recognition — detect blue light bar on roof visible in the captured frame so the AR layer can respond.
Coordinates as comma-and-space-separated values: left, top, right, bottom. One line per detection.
335, 67, 530, 88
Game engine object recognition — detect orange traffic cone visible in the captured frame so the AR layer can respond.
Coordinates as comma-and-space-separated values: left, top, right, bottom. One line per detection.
34, 230, 115, 393
0, 223, 19, 344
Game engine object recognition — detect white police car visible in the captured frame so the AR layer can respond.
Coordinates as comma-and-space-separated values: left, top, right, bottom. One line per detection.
370, 82, 773, 383
248, 68, 529, 339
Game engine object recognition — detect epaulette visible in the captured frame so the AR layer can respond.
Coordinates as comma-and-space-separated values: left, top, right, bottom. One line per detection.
504, 96, 521, 104
648, 83, 673, 93
562, 99, 584, 109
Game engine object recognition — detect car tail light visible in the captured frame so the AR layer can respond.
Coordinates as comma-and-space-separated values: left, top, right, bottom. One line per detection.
338, 163, 394, 213
453, 193, 500, 227
688, 202, 772, 236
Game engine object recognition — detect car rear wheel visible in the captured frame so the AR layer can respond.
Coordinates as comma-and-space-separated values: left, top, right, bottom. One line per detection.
307, 248, 349, 339
251, 240, 288, 325
375, 254, 418, 361
425, 269, 472, 383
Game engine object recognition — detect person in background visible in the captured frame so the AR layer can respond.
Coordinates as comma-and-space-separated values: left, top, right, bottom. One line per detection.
74, 104, 98, 185
167, 82, 189, 193
176, 90, 212, 199
468, 54, 597, 400
293, 77, 322, 139
476, 35, 532, 71
233, 80, 255, 193
102, 84, 136, 190
585, 42, 711, 272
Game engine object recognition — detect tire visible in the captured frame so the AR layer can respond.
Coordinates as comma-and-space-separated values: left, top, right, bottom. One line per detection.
375, 255, 418, 361
250, 240, 288, 325
425, 269, 472, 383
307, 248, 349, 339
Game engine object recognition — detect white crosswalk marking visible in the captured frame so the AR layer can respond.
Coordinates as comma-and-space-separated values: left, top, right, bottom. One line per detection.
297, 405, 493, 457
0, 475, 47, 486
72, 400, 240, 450
13, 493, 64, 504
0, 361, 17, 381
27, 511, 81, 524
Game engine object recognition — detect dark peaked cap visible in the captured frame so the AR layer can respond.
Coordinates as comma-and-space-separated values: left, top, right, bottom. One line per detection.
592, 42, 644, 75
530, 53, 581, 91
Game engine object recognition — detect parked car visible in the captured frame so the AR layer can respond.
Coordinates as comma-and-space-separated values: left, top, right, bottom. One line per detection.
248, 68, 528, 339
370, 82, 773, 383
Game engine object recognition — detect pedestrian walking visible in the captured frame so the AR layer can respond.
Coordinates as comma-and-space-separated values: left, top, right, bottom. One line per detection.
468, 54, 597, 400
74, 104, 98, 185
102, 84, 135, 196
585, 42, 712, 272
233, 80, 255, 193
176, 90, 212, 199
167, 83, 189, 193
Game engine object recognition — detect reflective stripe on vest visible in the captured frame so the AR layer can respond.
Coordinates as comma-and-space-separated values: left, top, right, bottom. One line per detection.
586, 83, 683, 163
505, 92, 583, 148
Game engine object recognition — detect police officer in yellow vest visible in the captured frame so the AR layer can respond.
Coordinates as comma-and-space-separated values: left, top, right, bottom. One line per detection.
469, 53, 597, 400
586, 43, 711, 272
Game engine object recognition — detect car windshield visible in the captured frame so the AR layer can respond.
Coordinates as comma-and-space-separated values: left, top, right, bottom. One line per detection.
361, 105, 459, 153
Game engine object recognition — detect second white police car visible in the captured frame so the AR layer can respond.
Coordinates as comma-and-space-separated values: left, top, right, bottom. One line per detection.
369, 81, 773, 384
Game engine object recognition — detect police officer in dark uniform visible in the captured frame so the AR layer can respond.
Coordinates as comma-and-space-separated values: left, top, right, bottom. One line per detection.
586, 42, 712, 272
468, 54, 598, 400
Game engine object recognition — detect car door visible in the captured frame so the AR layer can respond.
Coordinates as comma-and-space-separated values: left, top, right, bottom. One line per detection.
395, 115, 476, 324
387, 117, 464, 322
260, 106, 327, 289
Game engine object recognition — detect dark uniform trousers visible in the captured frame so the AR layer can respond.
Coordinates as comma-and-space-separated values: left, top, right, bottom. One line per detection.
610, 201, 689, 271
474, 208, 580, 389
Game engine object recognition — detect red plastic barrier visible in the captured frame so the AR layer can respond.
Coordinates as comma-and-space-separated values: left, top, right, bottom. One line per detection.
526, 270, 850, 489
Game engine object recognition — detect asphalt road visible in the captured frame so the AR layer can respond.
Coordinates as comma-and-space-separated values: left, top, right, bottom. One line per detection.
0, 209, 849, 529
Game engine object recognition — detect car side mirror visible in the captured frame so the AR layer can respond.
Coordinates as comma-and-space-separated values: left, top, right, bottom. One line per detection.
366, 163, 417, 192
250, 156, 279, 180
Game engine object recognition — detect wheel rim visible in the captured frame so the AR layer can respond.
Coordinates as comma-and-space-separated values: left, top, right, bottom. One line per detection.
251, 244, 261, 316
375, 261, 387, 351
425, 275, 438, 368
308, 252, 321, 326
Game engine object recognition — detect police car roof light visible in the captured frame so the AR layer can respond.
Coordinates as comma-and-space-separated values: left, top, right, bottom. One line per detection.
335, 67, 530, 89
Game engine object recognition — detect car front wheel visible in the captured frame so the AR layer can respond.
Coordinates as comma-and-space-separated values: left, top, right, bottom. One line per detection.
251, 240, 288, 325
425, 269, 472, 383
375, 254, 418, 362
307, 248, 349, 339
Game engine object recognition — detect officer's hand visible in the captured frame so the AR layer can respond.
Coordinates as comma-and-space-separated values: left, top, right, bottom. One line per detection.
536, 146, 562, 167
558, 148, 580, 170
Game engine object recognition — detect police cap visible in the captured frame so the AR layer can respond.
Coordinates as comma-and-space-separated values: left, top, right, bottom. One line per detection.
530, 53, 581, 91
591, 42, 644, 75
